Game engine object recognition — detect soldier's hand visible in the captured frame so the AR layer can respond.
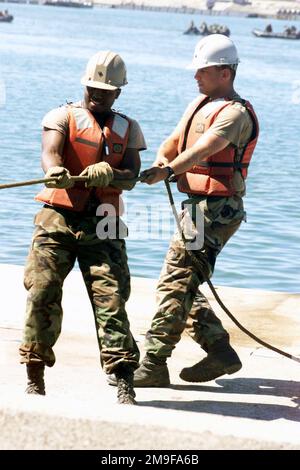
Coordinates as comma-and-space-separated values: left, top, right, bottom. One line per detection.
153, 155, 169, 168
140, 166, 169, 185
79, 162, 114, 188
45, 166, 74, 189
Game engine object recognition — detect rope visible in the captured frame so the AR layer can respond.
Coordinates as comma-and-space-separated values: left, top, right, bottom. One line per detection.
164, 179, 300, 364
2, 173, 298, 363
0, 176, 88, 190
0, 175, 143, 190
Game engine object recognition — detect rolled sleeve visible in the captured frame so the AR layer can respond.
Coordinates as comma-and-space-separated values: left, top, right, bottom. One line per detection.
41, 106, 69, 135
127, 119, 147, 150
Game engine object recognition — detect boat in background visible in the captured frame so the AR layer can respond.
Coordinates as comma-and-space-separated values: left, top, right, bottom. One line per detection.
43, 1, 93, 8
0, 11, 13, 23
184, 21, 230, 37
252, 28, 300, 40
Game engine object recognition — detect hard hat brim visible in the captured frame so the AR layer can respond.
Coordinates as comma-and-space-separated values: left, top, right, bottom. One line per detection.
186, 61, 221, 70
186, 60, 239, 71
81, 77, 123, 90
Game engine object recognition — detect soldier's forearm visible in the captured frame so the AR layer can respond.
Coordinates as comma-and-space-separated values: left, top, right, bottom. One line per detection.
41, 152, 64, 173
111, 168, 139, 191
110, 180, 136, 191
157, 137, 178, 162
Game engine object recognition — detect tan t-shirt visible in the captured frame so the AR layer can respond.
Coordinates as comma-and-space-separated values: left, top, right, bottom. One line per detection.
42, 102, 147, 151
176, 93, 254, 195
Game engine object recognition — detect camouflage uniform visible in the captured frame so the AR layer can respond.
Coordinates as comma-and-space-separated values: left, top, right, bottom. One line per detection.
19, 206, 140, 374
144, 194, 245, 360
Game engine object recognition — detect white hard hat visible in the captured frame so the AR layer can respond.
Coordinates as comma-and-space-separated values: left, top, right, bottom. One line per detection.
188, 34, 240, 70
81, 50, 128, 90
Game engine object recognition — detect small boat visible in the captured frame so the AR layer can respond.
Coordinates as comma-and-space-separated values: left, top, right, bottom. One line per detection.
252, 28, 300, 39
43, 1, 93, 7
184, 24, 230, 37
183, 27, 201, 36
0, 14, 13, 23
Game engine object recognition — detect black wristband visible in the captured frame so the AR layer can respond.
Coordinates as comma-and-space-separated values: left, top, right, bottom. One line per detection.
165, 166, 175, 179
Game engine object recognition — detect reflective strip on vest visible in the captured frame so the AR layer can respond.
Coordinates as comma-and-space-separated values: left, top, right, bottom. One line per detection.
72, 107, 93, 130
74, 137, 99, 148
112, 114, 129, 138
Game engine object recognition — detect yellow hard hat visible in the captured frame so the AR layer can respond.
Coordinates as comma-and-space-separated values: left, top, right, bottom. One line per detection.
81, 50, 128, 90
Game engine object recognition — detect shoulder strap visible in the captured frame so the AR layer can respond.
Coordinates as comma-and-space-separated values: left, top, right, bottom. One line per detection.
181, 96, 210, 152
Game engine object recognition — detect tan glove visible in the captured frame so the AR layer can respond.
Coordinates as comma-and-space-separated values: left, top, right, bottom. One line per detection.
79, 162, 114, 188
45, 166, 74, 189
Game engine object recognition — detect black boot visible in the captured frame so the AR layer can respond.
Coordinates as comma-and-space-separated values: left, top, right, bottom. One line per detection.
131, 355, 170, 387
107, 354, 170, 388
25, 363, 45, 395
180, 339, 242, 383
115, 365, 137, 405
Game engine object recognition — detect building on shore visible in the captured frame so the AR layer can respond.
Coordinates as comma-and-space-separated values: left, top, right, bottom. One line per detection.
0, 0, 300, 20
92, 0, 300, 20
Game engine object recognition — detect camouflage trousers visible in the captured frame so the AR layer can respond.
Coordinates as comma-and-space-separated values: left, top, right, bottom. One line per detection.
145, 194, 245, 360
19, 206, 140, 374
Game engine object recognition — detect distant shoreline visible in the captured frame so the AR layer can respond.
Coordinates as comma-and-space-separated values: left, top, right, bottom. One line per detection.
92, 1, 300, 21
1, 0, 300, 21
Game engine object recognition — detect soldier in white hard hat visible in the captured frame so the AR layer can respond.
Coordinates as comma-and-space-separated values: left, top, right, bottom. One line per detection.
130, 35, 259, 386
19, 51, 146, 404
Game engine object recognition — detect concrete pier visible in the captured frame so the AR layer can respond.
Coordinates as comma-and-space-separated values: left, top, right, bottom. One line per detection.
0, 264, 299, 449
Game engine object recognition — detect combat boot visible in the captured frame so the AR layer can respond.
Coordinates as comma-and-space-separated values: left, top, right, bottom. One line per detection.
179, 339, 242, 383
115, 366, 137, 405
25, 363, 45, 395
107, 354, 170, 388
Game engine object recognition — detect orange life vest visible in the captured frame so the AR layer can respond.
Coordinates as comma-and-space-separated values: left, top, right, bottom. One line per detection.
35, 105, 130, 215
177, 95, 259, 196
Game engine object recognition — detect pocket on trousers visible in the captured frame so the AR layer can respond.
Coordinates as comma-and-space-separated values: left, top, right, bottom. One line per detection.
207, 196, 244, 226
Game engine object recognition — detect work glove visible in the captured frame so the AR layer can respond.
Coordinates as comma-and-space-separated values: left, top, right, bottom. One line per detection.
44, 166, 74, 189
79, 162, 114, 188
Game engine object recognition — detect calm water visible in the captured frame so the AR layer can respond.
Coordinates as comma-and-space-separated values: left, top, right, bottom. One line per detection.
0, 4, 300, 292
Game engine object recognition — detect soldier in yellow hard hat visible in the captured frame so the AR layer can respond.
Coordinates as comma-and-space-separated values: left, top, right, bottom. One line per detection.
19, 51, 146, 404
